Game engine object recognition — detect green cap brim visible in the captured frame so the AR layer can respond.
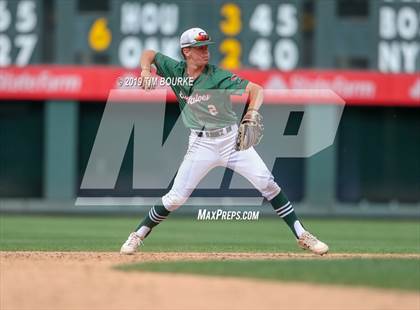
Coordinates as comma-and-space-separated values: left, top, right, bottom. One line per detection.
191, 41, 214, 47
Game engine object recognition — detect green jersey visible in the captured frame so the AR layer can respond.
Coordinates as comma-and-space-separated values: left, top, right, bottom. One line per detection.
154, 52, 249, 130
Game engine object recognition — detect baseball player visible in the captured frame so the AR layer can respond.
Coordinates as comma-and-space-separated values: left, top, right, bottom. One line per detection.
121, 27, 329, 255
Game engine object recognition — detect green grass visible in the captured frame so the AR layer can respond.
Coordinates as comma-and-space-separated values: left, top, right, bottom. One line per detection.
118, 258, 420, 291
0, 215, 419, 253
1, 215, 419, 291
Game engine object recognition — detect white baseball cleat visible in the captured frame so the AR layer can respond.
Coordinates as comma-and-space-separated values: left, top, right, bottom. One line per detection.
297, 231, 329, 255
120, 232, 143, 255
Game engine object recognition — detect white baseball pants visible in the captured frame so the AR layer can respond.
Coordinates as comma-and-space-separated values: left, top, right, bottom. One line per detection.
162, 125, 281, 211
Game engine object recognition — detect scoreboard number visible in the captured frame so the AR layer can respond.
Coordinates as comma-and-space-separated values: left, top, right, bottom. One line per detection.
276, 4, 298, 36
249, 4, 273, 36
0, 34, 11, 65
219, 3, 242, 69
249, 3, 299, 71
0, 0, 38, 66
220, 3, 242, 36
14, 34, 37, 66
274, 38, 298, 71
16, 0, 37, 33
0, 1, 12, 32
249, 38, 272, 69
89, 18, 112, 52
219, 38, 241, 69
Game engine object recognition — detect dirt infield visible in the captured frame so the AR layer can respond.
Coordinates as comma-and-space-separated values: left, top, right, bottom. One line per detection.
1, 252, 419, 310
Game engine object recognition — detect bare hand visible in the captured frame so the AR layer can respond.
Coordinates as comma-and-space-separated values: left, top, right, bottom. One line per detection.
140, 70, 155, 91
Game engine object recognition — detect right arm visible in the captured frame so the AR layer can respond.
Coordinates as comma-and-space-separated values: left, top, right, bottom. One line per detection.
139, 50, 180, 89
140, 49, 156, 72
139, 50, 156, 90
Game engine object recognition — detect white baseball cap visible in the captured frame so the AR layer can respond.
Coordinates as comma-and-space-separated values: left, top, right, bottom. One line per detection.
180, 27, 214, 48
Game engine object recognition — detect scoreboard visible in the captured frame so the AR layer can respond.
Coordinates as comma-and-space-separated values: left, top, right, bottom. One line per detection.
0, 0, 418, 205
0, 0, 42, 66
113, 0, 302, 70
375, 0, 420, 73
0, 0, 302, 70
0, 0, 418, 73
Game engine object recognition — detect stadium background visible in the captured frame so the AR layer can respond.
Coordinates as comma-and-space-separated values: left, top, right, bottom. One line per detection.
0, 1, 419, 309
0, 0, 419, 216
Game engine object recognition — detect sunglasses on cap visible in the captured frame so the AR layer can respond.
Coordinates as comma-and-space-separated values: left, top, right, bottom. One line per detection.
195, 32, 210, 42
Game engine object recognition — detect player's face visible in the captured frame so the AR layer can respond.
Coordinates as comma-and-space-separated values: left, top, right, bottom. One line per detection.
186, 45, 209, 65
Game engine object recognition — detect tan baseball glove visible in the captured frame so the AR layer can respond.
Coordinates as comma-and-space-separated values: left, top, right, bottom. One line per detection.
235, 109, 264, 151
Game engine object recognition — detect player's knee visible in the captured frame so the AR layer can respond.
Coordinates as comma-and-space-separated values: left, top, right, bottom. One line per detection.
162, 190, 189, 211
259, 179, 281, 201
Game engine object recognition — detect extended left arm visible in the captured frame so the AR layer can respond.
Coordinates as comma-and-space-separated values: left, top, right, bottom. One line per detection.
245, 82, 264, 112
235, 82, 264, 151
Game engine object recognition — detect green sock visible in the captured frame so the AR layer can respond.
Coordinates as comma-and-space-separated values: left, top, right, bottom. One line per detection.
135, 204, 171, 232
270, 191, 305, 238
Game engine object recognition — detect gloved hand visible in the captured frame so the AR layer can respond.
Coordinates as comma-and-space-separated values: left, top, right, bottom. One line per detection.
235, 109, 264, 151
